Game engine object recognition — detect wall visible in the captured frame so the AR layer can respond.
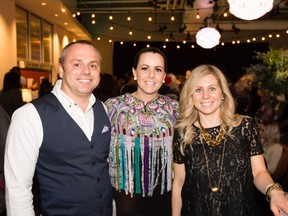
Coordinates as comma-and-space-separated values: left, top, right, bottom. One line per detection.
94, 40, 114, 75
0, 0, 17, 89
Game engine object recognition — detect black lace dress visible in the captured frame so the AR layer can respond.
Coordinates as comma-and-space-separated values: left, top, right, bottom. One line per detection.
173, 117, 264, 216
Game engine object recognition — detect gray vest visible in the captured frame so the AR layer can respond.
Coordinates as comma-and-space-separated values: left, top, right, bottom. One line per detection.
32, 93, 112, 216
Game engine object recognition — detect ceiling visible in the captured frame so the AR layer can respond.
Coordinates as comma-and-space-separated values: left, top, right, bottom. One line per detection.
16, 0, 288, 44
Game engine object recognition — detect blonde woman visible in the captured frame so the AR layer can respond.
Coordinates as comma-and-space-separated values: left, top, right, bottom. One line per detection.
172, 64, 288, 216
259, 121, 283, 175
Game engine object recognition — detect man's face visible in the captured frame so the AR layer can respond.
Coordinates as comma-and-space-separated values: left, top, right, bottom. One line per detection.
58, 43, 101, 101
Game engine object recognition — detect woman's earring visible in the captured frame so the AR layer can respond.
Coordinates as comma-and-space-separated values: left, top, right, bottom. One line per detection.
162, 80, 165, 83
134, 77, 137, 80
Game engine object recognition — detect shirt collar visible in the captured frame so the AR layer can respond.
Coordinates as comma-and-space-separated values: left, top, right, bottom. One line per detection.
52, 79, 96, 112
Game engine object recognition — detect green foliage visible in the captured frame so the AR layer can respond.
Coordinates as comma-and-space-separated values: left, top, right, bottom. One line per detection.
246, 47, 288, 97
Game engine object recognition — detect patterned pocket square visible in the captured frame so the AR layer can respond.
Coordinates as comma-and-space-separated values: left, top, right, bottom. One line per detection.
102, 125, 109, 133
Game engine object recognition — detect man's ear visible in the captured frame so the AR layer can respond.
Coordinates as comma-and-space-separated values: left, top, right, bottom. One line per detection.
58, 64, 64, 78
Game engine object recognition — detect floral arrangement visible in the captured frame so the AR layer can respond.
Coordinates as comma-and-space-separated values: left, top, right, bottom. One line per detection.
246, 47, 288, 99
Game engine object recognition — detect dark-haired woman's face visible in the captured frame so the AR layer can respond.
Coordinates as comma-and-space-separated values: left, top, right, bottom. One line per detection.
132, 52, 166, 99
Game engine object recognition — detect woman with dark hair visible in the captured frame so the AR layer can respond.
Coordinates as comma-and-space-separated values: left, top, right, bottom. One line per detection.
105, 47, 179, 216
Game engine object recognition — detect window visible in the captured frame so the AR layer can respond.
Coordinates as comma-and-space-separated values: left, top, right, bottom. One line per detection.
30, 14, 41, 61
16, 7, 53, 65
42, 21, 52, 63
16, 7, 28, 60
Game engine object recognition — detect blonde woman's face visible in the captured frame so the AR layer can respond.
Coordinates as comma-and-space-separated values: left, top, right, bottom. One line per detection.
192, 74, 223, 116
259, 124, 266, 140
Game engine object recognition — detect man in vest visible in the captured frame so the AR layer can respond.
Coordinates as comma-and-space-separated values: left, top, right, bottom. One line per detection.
4, 40, 112, 216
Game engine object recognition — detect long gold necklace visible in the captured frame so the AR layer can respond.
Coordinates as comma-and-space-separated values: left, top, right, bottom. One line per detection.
200, 134, 226, 193
198, 119, 226, 147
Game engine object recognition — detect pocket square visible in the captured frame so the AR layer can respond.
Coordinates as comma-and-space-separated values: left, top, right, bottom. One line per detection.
102, 125, 109, 133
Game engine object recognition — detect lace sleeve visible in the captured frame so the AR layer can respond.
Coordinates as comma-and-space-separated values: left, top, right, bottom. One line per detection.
173, 130, 185, 164
242, 117, 264, 156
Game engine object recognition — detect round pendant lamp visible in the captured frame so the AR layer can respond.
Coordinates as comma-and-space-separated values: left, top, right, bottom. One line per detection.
228, 0, 274, 20
196, 27, 221, 49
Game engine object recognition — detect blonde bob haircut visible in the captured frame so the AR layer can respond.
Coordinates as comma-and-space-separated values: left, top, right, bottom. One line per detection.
175, 64, 244, 152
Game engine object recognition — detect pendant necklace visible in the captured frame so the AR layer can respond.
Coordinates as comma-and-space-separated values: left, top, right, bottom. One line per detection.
198, 118, 226, 193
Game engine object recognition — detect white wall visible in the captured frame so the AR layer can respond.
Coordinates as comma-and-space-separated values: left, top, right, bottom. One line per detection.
0, 0, 17, 89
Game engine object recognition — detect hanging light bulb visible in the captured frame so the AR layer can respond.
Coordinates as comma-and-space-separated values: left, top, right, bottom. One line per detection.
196, 10, 200, 19
196, 27, 221, 49
148, 12, 152, 22
127, 11, 131, 21
228, 0, 273, 20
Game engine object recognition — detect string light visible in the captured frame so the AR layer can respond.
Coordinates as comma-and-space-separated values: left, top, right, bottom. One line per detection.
87, 11, 287, 46
127, 12, 131, 21
196, 10, 200, 19
148, 13, 152, 22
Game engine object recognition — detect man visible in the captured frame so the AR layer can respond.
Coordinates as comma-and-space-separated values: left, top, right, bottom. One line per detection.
4, 40, 112, 216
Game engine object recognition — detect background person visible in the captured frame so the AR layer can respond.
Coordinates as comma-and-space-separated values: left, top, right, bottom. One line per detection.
105, 47, 179, 216
0, 105, 10, 216
259, 121, 283, 176
4, 40, 112, 216
0, 68, 25, 118
172, 64, 288, 216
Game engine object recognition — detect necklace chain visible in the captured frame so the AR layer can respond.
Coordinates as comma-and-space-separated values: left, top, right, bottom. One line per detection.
201, 137, 226, 193
198, 118, 226, 193
198, 120, 226, 147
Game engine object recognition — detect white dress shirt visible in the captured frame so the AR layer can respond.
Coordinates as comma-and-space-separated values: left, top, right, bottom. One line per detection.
4, 80, 96, 216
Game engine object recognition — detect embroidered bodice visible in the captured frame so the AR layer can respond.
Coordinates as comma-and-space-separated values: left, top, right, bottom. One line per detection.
105, 93, 179, 197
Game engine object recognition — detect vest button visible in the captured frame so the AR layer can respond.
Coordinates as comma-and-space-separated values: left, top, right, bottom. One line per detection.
90, 145, 94, 149
97, 178, 100, 182
92, 161, 95, 166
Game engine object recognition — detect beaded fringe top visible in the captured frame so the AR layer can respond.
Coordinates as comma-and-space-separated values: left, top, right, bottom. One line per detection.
105, 94, 179, 197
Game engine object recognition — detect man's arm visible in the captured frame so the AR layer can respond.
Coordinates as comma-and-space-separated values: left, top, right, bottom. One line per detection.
5, 103, 42, 216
